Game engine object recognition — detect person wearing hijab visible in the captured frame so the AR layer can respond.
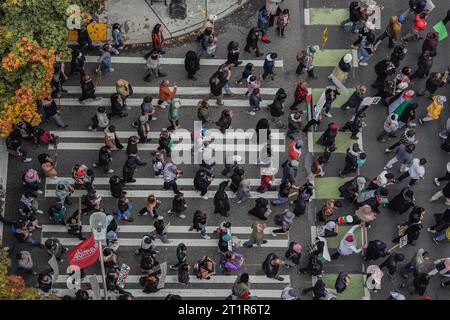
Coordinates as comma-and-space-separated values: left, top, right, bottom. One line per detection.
316, 122, 339, 150
329, 53, 353, 87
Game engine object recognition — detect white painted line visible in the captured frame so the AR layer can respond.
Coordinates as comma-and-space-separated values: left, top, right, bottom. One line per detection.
55, 274, 290, 284
45, 177, 282, 187
58, 56, 284, 68
51, 130, 285, 140
41, 237, 288, 247
0, 139, 7, 242
42, 224, 283, 235
304, 8, 310, 25
352, 49, 359, 68
49, 142, 286, 152
44, 189, 280, 199
358, 132, 363, 150
373, 6, 381, 30
58, 98, 272, 108
53, 288, 283, 298
64, 86, 279, 95
307, 131, 314, 154
362, 264, 371, 300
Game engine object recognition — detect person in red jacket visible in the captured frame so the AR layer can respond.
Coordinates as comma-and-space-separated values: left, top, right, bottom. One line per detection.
144, 24, 165, 59
288, 139, 303, 161
290, 80, 309, 111
402, 13, 427, 42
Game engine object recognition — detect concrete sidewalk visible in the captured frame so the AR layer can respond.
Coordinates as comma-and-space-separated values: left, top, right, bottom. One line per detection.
105, 0, 249, 45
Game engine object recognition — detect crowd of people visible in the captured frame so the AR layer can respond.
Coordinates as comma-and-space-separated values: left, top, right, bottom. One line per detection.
1, 0, 450, 301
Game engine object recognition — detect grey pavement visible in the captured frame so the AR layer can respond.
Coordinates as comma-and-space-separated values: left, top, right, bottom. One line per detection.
2, 0, 450, 300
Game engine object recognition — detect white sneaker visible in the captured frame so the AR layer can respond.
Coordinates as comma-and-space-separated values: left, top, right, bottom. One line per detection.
359, 62, 368, 66
36, 190, 43, 195
140, 211, 148, 216
107, 169, 114, 173
439, 132, 447, 139
23, 158, 32, 163
110, 68, 115, 72
434, 178, 441, 187
158, 104, 166, 109
271, 231, 277, 237
88, 126, 94, 131
92, 163, 97, 167
385, 148, 391, 153
36, 210, 44, 215
323, 112, 332, 118
427, 227, 436, 234
201, 235, 211, 240
202, 195, 209, 200
247, 111, 256, 116
178, 214, 186, 219
151, 117, 158, 121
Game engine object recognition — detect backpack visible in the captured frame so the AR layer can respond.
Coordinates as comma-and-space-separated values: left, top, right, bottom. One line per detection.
109, 176, 124, 198
309, 255, 324, 276
274, 214, 283, 226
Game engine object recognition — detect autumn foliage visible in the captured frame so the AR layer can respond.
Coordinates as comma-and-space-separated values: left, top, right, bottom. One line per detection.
0, 0, 105, 137
0, 249, 58, 300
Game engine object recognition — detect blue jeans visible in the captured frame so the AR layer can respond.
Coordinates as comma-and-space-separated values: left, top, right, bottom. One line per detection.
436, 233, 448, 242
101, 60, 113, 73
24, 236, 40, 246
223, 83, 232, 95
273, 197, 288, 205
340, 18, 358, 32
357, 47, 372, 63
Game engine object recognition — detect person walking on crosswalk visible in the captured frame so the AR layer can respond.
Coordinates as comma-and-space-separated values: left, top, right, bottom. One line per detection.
163, 161, 183, 195
168, 193, 187, 219
194, 166, 214, 200
226, 41, 243, 67
93, 145, 113, 173
214, 181, 231, 217
79, 74, 100, 104
104, 125, 123, 150
116, 193, 134, 222
262, 53, 277, 81
190, 210, 211, 240
89, 106, 110, 131
184, 50, 200, 81
138, 194, 161, 218
157, 128, 173, 157
126, 135, 147, 166
122, 157, 138, 184
244, 27, 263, 57
262, 253, 285, 281
144, 51, 166, 82
158, 80, 177, 109
110, 93, 127, 118
170, 243, 188, 270
154, 217, 170, 243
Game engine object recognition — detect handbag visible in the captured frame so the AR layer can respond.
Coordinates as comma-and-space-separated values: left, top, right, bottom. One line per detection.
128, 83, 134, 96
397, 225, 408, 236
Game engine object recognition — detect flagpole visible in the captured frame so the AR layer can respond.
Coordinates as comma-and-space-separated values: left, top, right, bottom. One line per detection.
98, 240, 109, 300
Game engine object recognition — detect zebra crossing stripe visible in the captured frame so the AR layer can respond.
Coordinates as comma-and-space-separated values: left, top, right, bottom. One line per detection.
304, 8, 310, 25
45, 177, 282, 187
63, 86, 279, 95
53, 288, 283, 298
44, 189, 280, 199
49, 142, 286, 152
55, 274, 290, 284
50, 130, 286, 140
41, 224, 283, 235
41, 237, 288, 247
58, 98, 271, 108
58, 56, 284, 68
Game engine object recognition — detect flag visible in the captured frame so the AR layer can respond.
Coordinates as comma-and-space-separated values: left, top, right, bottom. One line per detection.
67, 235, 99, 270
322, 27, 328, 48
433, 21, 448, 41
388, 92, 412, 116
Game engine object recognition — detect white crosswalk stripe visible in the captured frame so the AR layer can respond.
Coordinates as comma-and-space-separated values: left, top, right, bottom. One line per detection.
51, 130, 286, 140
64, 86, 279, 95
53, 288, 283, 298
59, 98, 271, 107
49, 142, 286, 152
54, 274, 290, 284
44, 189, 280, 199
45, 177, 282, 187
59, 56, 284, 68
41, 237, 288, 247
42, 224, 281, 235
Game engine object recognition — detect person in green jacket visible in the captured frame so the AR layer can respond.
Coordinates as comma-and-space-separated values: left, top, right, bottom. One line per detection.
170, 243, 187, 270
48, 203, 66, 225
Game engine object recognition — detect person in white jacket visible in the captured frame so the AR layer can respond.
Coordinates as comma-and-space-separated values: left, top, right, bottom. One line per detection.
396, 157, 426, 186
331, 224, 362, 260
